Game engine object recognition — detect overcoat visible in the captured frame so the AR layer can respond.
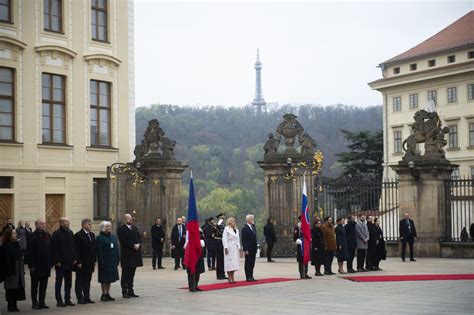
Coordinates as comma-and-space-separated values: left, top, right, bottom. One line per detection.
117, 224, 143, 268
96, 232, 120, 283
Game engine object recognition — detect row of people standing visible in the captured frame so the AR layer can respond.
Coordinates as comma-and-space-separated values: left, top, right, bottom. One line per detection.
297, 214, 387, 279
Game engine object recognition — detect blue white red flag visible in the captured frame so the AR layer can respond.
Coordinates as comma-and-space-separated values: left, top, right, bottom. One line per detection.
183, 172, 202, 274
300, 179, 311, 264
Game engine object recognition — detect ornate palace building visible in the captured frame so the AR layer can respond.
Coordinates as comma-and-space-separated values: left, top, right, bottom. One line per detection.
369, 11, 474, 178
0, 0, 135, 232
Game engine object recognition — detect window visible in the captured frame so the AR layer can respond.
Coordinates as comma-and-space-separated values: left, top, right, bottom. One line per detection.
409, 93, 418, 109
469, 123, 474, 147
90, 80, 111, 146
447, 55, 455, 63
0, 67, 14, 141
448, 125, 458, 149
44, 0, 62, 33
447, 87, 457, 103
0, 176, 13, 188
410, 63, 417, 71
428, 59, 436, 67
93, 178, 108, 220
451, 167, 460, 179
393, 67, 400, 75
0, 0, 12, 23
91, 0, 108, 42
427, 90, 437, 104
42, 73, 65, 144
394, 131, 402, 153
468, 84, 474, 101
469, 51, 474, 59
392, 96, 401, 112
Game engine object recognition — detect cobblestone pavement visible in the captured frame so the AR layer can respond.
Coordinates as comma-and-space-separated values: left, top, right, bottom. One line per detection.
1, 257, 473, 314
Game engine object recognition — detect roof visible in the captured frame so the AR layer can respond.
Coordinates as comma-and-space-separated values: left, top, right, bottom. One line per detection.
383, 10, 474, 65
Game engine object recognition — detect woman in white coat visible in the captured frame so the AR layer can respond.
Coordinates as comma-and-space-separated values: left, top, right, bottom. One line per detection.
222, 217, 240, 283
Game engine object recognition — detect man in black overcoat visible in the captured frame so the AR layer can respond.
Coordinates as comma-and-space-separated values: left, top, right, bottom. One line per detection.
263, 218, 277, 262
170, 217, 186, 270
117, 213, 143, 298
2, 217, 15, 233
366, 216, 378, 270
344, 216, 357, 273
50, 217, 77, 307
202, 217, 217, 271
241, 214, 258, 282
74, 218, 96, 304
150, 217, 165, 269
27, 219, 52, 309
399, 212, 417, 262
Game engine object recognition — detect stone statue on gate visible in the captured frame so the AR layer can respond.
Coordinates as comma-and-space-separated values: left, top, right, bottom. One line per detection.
161, 136, 177, 160
402, 109, 449, 160
133, 119, 177, 163
299, 133, 317, 154
275, 114, 305, 152
264, 133, 279, 155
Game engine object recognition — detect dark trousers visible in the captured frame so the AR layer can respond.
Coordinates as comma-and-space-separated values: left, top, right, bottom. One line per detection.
366, 243, 376, 269
121, 267, 136, 294
31, 275, 48, 306
215, 242, 225, 279
401, 238, 415, 260
324, 250, 334, 273
357, 249, 367, 269
55, 268, 72, 303
206, 248, 216, 268
267, 242, 274, 261
187, 272, 201, 291
347, 247, 356, 271
152, 247, 163, 268
75, 268, 93, 300
298, 262, 308, 278
244, 251, 257, 280
174, 256, 183, 268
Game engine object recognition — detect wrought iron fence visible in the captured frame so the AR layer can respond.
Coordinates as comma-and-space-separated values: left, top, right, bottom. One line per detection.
444, 177, 474, 242
319, 178, 400, 241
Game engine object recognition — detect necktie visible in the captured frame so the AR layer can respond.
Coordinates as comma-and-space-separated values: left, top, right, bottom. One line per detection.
87, 232, 91, 242
179, 225, 182, 240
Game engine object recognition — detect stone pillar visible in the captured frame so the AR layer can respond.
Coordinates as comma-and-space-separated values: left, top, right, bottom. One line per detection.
391, 160, 456, 257
258, 157, 315, 257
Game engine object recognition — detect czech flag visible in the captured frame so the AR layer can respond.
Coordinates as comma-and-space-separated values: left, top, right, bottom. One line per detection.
300, 179, 311, 264
183, 172, 202, 274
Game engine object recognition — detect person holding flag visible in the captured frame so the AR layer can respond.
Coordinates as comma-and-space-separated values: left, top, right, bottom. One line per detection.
183, 172, 205, 292
294, 179, 312, 279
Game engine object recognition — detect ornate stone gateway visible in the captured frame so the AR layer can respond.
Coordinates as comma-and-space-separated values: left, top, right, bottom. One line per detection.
392, 109, 457, 257
108, 119, 188, 255
258, 114, 323, 256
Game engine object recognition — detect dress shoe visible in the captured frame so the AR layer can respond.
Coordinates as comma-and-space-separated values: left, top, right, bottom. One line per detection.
158, 266, 165, 269
100, 294, 109, 302
32, 304, 41, 310
39, 304, 49, 309
106, 294, 115, 301
77, 298, 87, 305
153, 267, 156, 270
338, 270, 346, 274
195, 287, 203, 291
410, 259, 416, 262
305, 275, 312, 279
57, 302, 66, 307
65, 301, 75, 306
174, 266, 179, 270
85, 298, 95, 304
129, 291, 139, 298
268, 259, 275, 262
189, 288, 196, 292
347, 269, 356, 273
402, 258, 406, 262
315, 271, 324, 276
375, 267, 382, 271
122, 293, 131, 299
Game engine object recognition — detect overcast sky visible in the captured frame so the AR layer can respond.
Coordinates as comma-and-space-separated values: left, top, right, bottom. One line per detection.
134, 0, 473, 108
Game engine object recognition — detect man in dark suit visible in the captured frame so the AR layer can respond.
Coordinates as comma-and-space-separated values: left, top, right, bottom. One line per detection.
74, 218, 96, 304
117, 213, 143, 298
263, 218, 277, 262
27, 218, 52, 310
344, 216, 357, 273
241, 214, 258, 282
399, 212, 417, 262
150, 217, 165, 270
170, 217, 186, 270
2, 217, 15, 233
50, 217, 77, 307
202, 217, 216, 271
213, 213, 227, 280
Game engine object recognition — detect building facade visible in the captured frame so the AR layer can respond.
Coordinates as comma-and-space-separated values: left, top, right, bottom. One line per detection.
0, 0, 135, 232
369, 11, 474, 179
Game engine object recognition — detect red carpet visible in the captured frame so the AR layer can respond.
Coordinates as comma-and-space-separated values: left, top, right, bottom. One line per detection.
343, 274, 474, 282
180, 277, 299, 291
